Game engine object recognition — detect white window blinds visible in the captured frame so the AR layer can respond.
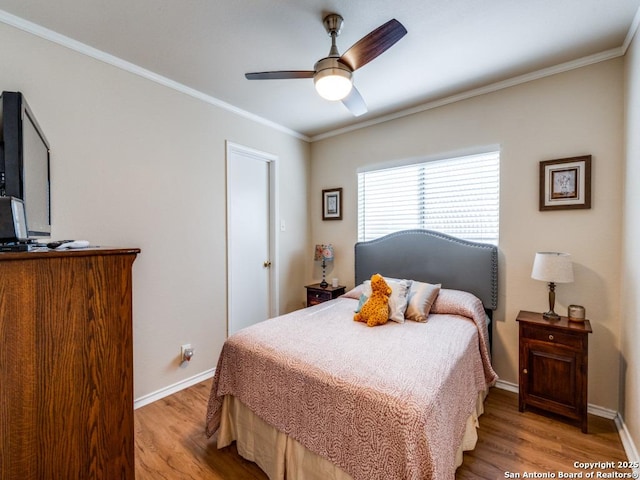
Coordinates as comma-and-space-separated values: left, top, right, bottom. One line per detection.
357, 151, 500, 244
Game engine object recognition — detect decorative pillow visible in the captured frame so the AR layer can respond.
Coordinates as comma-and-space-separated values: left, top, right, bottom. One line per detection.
355, 293, 368, 313
386, 279, 411, 323
343, 283, 366, 299
353, 282, 372, 313
352, 278, 411, 323
405, 281, 441, 322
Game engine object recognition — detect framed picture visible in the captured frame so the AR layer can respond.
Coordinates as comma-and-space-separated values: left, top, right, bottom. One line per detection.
322, 187, 342, 220
539, 155, 592, 211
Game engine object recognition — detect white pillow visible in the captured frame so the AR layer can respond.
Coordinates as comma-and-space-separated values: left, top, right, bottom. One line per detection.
387, 279, 411, 323
343, 283, 366, 299
405, 281, 441, 322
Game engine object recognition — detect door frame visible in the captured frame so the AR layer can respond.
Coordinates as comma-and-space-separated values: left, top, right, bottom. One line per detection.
225, 141, 279, 336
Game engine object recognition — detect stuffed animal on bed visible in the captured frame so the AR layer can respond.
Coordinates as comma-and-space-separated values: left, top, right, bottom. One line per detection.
354, 273, 392, 327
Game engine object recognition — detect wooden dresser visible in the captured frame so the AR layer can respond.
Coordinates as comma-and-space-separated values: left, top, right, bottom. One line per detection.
0, 248, 140, 479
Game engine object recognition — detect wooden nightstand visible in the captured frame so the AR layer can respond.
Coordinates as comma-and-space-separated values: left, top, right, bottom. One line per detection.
305, 283, 346, 307
517, 310, 592, 433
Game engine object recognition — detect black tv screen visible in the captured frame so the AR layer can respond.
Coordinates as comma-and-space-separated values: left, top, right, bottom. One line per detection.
0, 91, 51, 238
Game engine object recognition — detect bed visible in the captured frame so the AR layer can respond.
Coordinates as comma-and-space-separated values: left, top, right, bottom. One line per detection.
206, 229, 498, 479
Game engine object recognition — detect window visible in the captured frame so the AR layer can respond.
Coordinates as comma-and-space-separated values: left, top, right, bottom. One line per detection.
357, 151, 500, 244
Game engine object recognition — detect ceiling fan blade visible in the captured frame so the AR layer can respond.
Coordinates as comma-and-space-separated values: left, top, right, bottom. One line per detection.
341, 86, 367, 117
340, 19, 407, 71
245, 71, 315, 80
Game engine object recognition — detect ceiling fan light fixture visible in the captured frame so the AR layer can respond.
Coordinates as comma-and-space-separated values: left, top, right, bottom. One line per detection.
314, 71, 352, 101
313, 58, 353, 101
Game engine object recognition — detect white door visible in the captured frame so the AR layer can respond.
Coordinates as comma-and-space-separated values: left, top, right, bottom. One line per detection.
226, 142, 278, 335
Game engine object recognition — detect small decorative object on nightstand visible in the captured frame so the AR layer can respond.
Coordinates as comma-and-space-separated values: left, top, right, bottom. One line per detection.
568, 304, 586, 322
531, 252, 574, 320
314, 244, 334, 288
305, 283, 345, 307
517, 310, 592, 433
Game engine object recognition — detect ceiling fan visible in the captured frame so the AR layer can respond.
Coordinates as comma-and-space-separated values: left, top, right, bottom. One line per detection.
245, 14, 407, 117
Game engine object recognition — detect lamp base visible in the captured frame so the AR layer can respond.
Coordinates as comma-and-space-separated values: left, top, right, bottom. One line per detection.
542, 311, 561, 321
320, 262, 328, 288
543, 283, 561, 321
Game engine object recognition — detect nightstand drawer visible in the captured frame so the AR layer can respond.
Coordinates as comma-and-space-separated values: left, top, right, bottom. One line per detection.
521, 325, 584, 349
309, 290, 332, 303
305, 283, 346, 307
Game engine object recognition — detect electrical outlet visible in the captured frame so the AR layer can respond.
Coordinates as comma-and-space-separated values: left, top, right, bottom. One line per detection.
181, 344, 194, 363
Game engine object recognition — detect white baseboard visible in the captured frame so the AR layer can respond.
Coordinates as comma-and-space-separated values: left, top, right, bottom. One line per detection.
495, 379, 519, 394
615, 414, 640, 475
494, 379, 617, 419
494, 380, 639, 467
588, 403, 617, 420
133, 368, 215, 410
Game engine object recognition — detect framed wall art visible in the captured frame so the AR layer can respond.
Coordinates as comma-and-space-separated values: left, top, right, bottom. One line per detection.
322, 187, 342, 220
539, 155, 592, 211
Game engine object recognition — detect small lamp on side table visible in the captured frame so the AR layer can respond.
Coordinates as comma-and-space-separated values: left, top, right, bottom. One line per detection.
531, 252, 574, 320
314, 244, 334, 288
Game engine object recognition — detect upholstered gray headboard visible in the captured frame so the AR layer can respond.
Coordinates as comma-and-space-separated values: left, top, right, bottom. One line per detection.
354, 229, 498, 311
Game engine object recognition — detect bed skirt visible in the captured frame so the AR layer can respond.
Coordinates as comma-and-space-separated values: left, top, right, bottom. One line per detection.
216, 390, 487, 480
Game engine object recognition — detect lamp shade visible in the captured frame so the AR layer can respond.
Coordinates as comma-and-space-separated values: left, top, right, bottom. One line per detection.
314, 244, 334, 262
531, 252, 574, 283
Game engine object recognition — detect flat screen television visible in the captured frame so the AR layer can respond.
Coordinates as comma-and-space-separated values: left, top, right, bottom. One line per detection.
0, 91, 51, 238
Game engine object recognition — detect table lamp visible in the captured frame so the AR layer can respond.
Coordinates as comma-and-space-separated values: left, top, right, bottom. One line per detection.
314, 244, 334, 288
531, 252, 574, 320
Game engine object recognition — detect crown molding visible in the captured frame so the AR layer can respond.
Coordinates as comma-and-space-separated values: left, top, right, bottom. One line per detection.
0, 8, 631, 145
311, 47, 624, 141
0, 9, 310, 142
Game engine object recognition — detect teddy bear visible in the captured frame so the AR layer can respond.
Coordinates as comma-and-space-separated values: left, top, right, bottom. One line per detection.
354, 273, 391, 327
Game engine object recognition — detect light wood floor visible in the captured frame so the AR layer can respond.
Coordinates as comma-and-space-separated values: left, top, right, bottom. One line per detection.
135, 379, 630, 479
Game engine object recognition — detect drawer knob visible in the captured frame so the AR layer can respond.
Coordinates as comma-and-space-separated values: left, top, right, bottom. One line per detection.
548, 334, 554, 341
523, 369, 528, 374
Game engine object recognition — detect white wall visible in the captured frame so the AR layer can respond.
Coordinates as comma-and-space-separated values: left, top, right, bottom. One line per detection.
622, 27, 640, 458
310, 59, 624, 411
0, 22, 311, 399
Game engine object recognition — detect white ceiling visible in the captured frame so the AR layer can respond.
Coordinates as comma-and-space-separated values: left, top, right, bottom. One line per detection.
1, 0, 639, 139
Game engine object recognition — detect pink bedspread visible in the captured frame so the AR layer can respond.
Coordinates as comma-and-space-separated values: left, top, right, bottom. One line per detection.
206, 289, 497, 479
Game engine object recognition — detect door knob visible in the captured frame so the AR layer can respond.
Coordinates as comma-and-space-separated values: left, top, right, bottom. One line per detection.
263, 261, 272, 268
